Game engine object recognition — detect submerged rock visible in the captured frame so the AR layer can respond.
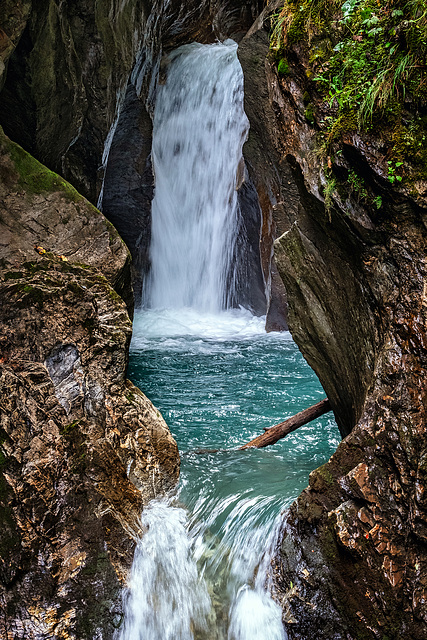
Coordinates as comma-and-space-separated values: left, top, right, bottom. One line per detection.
0, 128, 179, 638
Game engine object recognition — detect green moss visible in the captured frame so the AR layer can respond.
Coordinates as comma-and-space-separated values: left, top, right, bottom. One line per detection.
21, 260, 51, 274
13, 283, 46, 307
74, 262, 95, 271
272, 0, 427, 175
108, 287, 123, 303
274, 0, 340, 48
287, 11, 306, 45
0, 127, 83, 201
304, 104, 315, 124
320, 523, 339, 561
278, 58, 290, 76
316, 462, 335, 486
61, 420, 81, 437
326, 111, 358, 144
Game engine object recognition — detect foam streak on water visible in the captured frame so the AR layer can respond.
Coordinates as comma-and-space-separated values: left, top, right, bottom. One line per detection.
144, 40, 248, 311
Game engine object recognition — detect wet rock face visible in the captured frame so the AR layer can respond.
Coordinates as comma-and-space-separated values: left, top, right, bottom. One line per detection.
100, 83, 154, 304
0, 0, 153, 202
273, 216, 427, 639
0, 128, 179, 639
238, 10, 374, 434
238, 6, 427, 639
0, 0, 264, 204
0, 0, 31, 90
238, 14, 290, 329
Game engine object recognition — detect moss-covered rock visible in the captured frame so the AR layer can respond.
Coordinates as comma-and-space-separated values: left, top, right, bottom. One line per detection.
271, 0, 427, 188
0, 133, 179, 639
0, 126, 134, 315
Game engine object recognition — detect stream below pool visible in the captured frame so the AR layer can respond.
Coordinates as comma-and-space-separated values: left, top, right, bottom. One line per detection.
116, 308, 340, 640
115, 38, 339, 640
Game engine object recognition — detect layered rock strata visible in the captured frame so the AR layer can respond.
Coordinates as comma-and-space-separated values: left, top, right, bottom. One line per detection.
0, 128, 179, 639
239, 7, 427, 639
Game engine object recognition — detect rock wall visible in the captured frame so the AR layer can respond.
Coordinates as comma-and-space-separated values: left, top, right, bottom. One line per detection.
0, 0, 263, 203
239, 6, 427, 639
0, 127, 179, 639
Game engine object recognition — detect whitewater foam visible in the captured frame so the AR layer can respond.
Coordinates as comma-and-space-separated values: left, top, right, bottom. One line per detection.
144, 40, 249, 312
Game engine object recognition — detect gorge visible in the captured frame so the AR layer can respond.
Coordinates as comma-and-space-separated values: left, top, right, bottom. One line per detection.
0, 0, 426, 639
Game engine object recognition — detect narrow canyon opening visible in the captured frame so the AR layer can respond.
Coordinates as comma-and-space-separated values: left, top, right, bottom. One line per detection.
117, 40, 340, 640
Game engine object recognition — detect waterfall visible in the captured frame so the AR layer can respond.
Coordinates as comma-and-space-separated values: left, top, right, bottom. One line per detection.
144, 40, 249, 312
118, 39, 289, 640
117, 494, 286, 640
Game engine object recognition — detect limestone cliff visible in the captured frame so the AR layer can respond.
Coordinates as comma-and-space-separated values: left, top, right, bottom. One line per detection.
0, 127, 179, 639
239, 3, 427, 638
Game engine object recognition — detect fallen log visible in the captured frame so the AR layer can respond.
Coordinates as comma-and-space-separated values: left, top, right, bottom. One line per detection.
239, 398, 331, 450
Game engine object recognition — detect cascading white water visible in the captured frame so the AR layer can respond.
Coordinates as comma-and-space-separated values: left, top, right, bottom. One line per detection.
117, 492, 287, 640
116, 500, 211, 640
144, 40, 248, 312
188, 492, 287, 640
118, 40, 291, 640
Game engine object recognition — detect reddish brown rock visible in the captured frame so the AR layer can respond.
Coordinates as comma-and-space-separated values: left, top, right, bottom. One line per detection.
0, 128, 179, 639
238, 5, 427, 640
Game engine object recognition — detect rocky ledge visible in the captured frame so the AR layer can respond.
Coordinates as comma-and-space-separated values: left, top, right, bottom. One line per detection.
0, 127, 179, 639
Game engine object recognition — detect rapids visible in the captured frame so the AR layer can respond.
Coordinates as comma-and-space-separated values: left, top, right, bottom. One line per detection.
118, 310, 339, 640
117, 40, 339, 640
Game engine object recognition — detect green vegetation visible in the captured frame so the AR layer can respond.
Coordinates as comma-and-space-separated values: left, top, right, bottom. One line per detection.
0, 126, 83, 200
61, 420, 81, 437
304, 104, 315, 123
316, 462, 335, 486
278, 57, 290, 75
10, 142, 83, 200
271, 0, 427, 182
348, 169, 368, 200
324, 173, 337, 220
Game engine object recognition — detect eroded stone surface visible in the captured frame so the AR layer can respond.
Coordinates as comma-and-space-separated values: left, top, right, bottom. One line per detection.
0, 129, 179, 639
0, 0, 264, 203
238, 7, 427, 640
